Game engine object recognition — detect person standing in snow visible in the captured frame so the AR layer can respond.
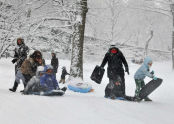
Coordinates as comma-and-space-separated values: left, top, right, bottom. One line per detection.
9, 50, 44, 92
100, 45, 129, 97
51, 52, 59, 76
134, 56, 157, 101
11, 37, 29, 74
59, 66, 70, 84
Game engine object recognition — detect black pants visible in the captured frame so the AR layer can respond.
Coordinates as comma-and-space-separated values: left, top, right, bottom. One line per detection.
23, 74, 32, 88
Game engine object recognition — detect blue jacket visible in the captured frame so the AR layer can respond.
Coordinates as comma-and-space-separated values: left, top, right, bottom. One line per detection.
40, 74, 59, 91
134, 56, 153, 80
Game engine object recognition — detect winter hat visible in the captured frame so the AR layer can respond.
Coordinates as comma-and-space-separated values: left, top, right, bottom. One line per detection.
31, 50, 42, 59
62, 66, 66, 69
44, 65, 53, 72
36, 66, 45, 76
37, 66, 45, 73
110, 44, 116, 48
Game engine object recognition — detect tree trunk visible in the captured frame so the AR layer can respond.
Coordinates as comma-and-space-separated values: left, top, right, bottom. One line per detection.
171, 4, 174, 70
172, 29, 174, 70
70, 0, 88, 80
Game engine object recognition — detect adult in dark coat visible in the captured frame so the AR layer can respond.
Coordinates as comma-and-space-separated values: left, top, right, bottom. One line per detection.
11, 38, 29, 74
100, 45, 129, 97
51, 53, 59, 74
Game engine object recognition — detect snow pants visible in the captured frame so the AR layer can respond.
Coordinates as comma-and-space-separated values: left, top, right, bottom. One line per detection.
135, 79, 145, 97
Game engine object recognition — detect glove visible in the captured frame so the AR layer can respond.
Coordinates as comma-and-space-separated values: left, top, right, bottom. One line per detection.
125, 67, 129, 75
150, 70, 154, 75
11, 59, 17, 64
153, 76, 157, 80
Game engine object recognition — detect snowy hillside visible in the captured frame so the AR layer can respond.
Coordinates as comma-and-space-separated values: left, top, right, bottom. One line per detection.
0, 58, 174, 124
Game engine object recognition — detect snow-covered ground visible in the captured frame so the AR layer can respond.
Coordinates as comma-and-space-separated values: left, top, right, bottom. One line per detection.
0, 58, 174, 124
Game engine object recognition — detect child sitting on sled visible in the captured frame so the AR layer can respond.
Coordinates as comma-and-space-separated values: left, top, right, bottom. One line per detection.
134, 56, 157, 101
24, 65, 66, 94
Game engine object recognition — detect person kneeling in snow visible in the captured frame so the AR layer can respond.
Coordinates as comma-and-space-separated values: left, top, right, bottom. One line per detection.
134, 56, 157, 101
23, 66, 45, 94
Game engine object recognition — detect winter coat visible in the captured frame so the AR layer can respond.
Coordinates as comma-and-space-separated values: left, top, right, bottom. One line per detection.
13, 43, 29, 68
40, 73, 59, 91
101, 47, 128, 79
134, 56, 154, 80
61, 68, 69, 79
51, 56, 59, 73
20, 57, 43, 77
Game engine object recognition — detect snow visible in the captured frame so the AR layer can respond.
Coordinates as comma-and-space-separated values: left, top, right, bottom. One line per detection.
0, 58, 174, 124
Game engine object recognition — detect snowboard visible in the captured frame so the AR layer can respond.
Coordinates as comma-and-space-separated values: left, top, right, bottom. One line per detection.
90, 65, 105, 84
27, 90, 65, 96
139, 78, 163, 100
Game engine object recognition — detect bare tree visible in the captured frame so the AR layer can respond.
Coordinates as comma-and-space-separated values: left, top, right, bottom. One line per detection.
143, 0, 174, 69
105, 0, 122, 43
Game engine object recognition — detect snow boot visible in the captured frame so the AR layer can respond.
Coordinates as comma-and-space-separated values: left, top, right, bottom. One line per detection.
9, 81, 18, 92
61, 87, 67, 92
144, 97, 152, 101
134, 96, 142, 102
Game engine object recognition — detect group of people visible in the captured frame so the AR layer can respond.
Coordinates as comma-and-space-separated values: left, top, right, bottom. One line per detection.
9, 38, 157, 101
9, 38, 69, 94
100, 45, 157, 101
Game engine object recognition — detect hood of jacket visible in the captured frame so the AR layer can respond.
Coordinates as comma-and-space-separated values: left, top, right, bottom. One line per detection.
143, 56, 152, 68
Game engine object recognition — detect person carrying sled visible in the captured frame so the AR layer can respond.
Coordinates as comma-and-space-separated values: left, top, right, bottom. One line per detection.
51, 52, 59, 76
11, 37, 29, 74
134, 56, 157, 101
9, 50, 44, 92
59, 66, 70, 84
100, 45, 129, 97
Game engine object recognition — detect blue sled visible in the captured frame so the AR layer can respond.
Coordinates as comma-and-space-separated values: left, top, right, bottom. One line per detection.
104, 96, 125, 100
68, 85, 92, 93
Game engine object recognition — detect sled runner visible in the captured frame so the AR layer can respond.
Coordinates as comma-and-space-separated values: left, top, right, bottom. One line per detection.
90, 65, 105, 84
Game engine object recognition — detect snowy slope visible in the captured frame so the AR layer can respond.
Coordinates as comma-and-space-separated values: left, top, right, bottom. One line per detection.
0, 58, 174, 124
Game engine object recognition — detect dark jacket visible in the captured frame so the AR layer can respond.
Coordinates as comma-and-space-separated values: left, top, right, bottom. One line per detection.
101, 47, 128, 79
51, 56, 59, 73
61, 68, 70, 79
13, 43, 29, 69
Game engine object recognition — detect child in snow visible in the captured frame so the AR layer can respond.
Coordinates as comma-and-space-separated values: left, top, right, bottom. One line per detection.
24, 65, 66, 94
59, 66, 70, 84
134, 56, 157, 101
23, 66, 45, 94
40, 65, 67, 91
